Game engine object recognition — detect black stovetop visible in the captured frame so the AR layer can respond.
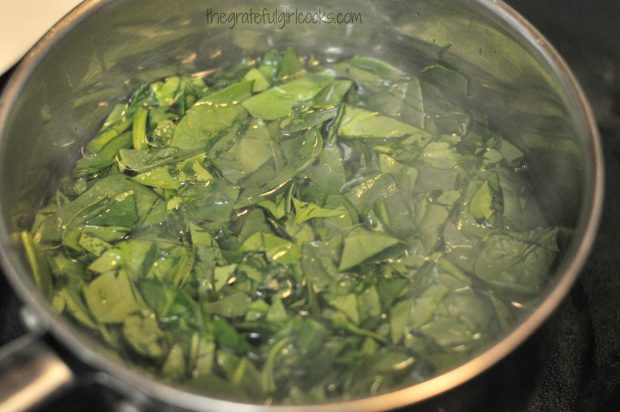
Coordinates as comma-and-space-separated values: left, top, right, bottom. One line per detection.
1, 1, 619, 411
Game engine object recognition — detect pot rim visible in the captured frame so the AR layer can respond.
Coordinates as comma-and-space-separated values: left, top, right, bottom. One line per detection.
0, 0, 604, 411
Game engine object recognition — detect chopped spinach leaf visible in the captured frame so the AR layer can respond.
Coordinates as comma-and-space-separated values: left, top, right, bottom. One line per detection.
24, 49, 560, 405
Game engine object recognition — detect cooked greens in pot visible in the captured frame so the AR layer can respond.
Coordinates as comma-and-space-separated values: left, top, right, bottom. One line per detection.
23, 47, 559, 403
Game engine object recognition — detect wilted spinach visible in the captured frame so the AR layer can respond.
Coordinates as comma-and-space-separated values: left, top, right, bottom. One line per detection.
23, 48, 560, 405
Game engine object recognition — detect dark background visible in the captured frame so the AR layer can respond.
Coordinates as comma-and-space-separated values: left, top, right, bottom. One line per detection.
1, 1, 619, 410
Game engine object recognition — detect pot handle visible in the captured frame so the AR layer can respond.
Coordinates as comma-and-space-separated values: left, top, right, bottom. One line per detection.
0, 333, 74, 412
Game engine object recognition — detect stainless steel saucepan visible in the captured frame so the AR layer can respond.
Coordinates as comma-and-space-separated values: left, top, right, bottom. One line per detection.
0, 0, 603, 411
